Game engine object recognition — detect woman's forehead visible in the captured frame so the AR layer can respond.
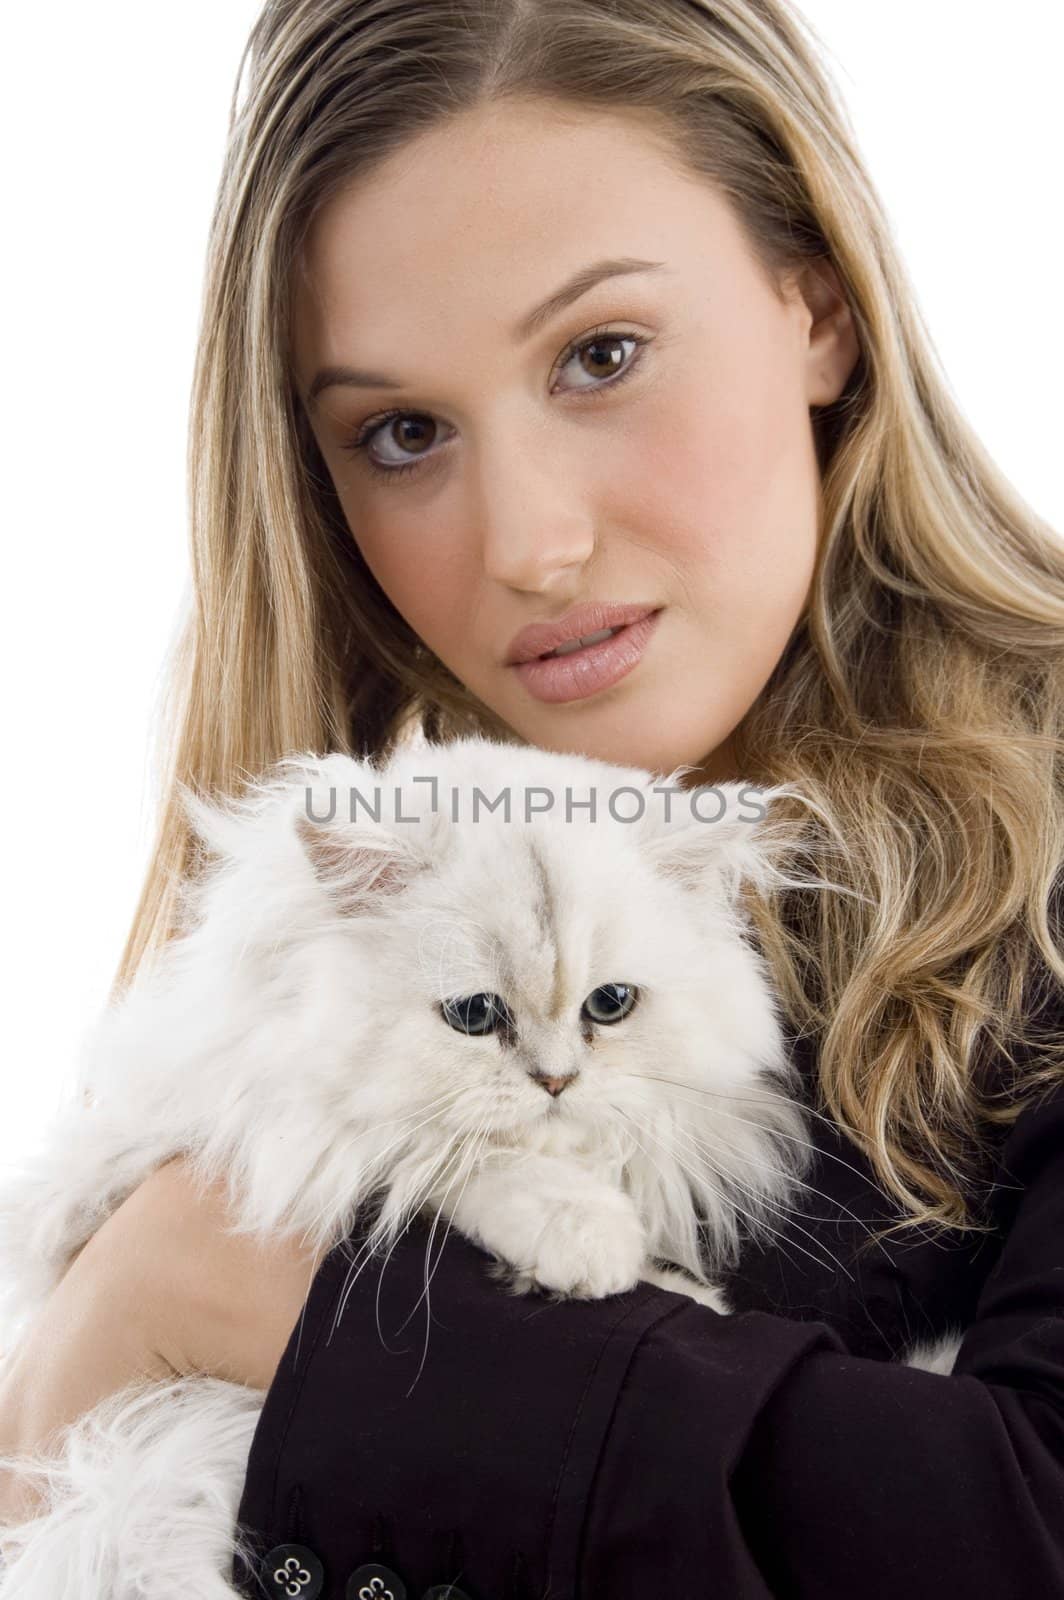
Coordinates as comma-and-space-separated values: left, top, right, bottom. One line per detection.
288, 100, 751, 392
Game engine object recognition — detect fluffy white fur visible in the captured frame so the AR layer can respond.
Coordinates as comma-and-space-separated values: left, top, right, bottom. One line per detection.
0, 735, 960, 1594
0, 1379, 263, 1595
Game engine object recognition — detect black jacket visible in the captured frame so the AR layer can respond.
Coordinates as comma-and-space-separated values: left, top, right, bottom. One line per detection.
232, 1010, 1064, 1600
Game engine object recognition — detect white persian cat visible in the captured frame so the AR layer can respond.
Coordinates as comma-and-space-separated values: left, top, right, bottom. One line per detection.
0, 734, 959, 1595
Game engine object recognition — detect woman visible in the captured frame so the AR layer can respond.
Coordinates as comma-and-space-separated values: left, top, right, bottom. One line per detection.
2, 0, 1063, 1593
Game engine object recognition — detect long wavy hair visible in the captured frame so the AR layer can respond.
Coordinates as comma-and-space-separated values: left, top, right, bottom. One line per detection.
114, 0, 1064, 1239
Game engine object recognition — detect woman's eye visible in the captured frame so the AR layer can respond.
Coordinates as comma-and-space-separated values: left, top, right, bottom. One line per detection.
581, 983, 638, 1026
440, 992, 512, 1036
562, 330, 646, 390
340, 326, 650, 483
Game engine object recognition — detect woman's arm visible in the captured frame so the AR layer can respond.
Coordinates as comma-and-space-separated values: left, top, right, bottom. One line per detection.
228, 1080, 1064, 1599
585, 1075, 1064, 1597
0, 1157, 319, 1527
0, 1186, 177, 1527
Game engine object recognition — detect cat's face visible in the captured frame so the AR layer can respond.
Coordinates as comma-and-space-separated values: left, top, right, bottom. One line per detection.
269, 736, 794, 1162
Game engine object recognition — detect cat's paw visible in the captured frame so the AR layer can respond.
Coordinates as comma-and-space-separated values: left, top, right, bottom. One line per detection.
505, 1191, 647, 1300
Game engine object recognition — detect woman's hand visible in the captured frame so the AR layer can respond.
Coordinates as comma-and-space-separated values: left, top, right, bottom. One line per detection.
0, 1155, 320, 1526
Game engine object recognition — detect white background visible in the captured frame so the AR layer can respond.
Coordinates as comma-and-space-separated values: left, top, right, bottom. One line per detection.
1, 2, 1061, 1168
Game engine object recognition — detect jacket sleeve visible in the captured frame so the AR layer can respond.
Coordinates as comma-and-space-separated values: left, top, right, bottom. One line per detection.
581, 1074, 1064, 1600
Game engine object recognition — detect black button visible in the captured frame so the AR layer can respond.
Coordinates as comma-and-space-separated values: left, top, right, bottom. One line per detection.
347, 1564, 408, 1599
421, 1588, 474, 1599
261, 1543, 325, 1599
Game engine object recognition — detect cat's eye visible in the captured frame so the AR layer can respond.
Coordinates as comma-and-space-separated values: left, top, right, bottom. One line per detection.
582, 983, 638, 1025
440, 992, 512, 1036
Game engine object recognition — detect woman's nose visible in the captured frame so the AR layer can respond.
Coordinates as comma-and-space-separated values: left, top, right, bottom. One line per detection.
476, 449, 596, 592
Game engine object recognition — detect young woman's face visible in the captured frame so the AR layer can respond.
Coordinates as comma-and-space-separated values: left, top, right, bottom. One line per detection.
292, 97, 858, 781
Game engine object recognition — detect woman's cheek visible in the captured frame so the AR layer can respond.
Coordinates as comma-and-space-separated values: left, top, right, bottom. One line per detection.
615, 394, 756, 575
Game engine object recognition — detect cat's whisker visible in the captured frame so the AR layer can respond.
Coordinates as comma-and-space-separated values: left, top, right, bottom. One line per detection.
329, 1101, 468, 1337
331, 1215, 406, 1338
336, 1119, 485, 1349
303, 1088, 468, 1260
397, 1120, 490, 1337
634, 1074, 896, 1253
664, 1096, 902, 1251
241, 1078, 468, 1252
328, 1232, 383, 1341
621, 1110, 855, 1283
616, 1073, 891, 1244
615, 1110, 819, 1281
609, 1118, 678, 1222
358, 1089, 470, 1191
662, 1110, 892, 1255
317, 1103, 491, 1356
402, 1123, 498, 1391
615, 1065, 835, 1131
613, 1070, 884, 1191
665, 1120, 862, 1280
419, 1126, 499, 1312
661, 1121, 903, 1351
334, 1160, 452, 1335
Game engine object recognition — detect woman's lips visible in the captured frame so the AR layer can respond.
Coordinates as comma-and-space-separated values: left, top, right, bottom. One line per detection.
510, 609, 663, 703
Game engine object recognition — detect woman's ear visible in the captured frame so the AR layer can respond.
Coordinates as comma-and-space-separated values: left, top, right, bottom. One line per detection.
792, 258, 861, 406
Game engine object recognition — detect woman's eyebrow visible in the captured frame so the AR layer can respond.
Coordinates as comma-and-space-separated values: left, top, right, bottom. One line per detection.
514, 254, 667, 340
305, 255, 668, 407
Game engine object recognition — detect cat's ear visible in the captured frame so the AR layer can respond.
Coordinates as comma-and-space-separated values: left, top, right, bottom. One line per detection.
294, 811, 429, 916
637, 780, 803, 907
289, 748, 450, 915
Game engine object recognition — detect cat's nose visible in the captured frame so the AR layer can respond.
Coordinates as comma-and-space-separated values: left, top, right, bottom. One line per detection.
533, 1072, 576, 1098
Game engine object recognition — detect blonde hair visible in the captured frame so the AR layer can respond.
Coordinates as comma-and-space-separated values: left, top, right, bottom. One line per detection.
116, 0, 1064, 1238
